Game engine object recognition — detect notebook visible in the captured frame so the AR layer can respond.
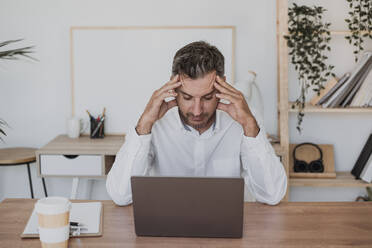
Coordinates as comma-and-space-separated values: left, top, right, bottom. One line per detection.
21, 202, 103, 238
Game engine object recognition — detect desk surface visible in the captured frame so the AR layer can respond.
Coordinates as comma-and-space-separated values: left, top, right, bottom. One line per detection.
1, 198, 371, 248
36, 135, 125, 155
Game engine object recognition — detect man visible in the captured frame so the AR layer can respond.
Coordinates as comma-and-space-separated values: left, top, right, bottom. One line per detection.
106, 41, 287, 206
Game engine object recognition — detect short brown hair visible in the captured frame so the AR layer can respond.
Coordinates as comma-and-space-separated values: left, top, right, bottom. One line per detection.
171, 41, 224, 79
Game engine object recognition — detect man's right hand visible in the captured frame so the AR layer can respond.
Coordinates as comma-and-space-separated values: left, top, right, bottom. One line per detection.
135, 74, 181, 135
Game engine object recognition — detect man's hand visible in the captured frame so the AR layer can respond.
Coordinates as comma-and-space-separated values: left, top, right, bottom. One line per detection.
214, 75, 260, 137
136, 75, 181, 135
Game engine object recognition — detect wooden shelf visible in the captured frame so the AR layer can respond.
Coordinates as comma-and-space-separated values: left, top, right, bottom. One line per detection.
282, 30, 372, 36
288, 102, 372, 113
331, 30, 372, 36
290, 172, 372, 187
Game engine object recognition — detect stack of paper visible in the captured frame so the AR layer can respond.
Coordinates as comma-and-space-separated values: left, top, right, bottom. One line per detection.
22, 202, 102, 238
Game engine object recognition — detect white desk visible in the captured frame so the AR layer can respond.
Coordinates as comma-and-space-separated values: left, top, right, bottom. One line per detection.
36, 135, 125, 199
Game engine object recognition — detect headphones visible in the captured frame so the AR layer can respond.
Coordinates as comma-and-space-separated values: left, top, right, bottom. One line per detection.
293, 142, 324, 173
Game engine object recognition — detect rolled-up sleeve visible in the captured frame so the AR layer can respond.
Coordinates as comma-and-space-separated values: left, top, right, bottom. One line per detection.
240, 125, 287, 205
106, 127, 153, 206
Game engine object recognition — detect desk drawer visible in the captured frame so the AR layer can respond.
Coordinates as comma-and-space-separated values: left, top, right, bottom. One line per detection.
40, 155, 103, 176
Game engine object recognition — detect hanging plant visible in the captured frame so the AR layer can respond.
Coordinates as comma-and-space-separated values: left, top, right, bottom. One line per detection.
284, 4, 335, 133
345, 0, 372, 62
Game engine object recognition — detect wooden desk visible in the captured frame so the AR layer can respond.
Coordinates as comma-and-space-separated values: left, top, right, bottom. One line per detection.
36, 134, 125, 177
1, 199, 372, 247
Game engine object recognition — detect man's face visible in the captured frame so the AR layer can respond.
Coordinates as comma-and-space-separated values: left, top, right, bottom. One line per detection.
175, 71, 219, 131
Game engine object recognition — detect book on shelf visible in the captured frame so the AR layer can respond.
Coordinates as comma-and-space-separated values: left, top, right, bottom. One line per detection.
328, 52, 372, 107
310, 76, 339, 106
341, 55, 372, 107
351, 133, 372, 179
350, 62, 372, 107
316, 73, 350, 106
360, 153, 372, 183
321, 51, 372, 108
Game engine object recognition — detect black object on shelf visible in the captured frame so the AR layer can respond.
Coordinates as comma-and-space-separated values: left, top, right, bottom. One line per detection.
293, 142, 324, 173
351, 133, 372, 179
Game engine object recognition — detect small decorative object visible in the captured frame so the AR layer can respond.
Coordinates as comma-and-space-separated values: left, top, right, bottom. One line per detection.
0, 39, 35, 141
284, 4, 335, 133
355, 187, 372, 201
66, 117, 86, 138
345, 0, 372, 62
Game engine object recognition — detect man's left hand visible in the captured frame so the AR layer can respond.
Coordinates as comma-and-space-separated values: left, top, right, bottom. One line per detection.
214, 75, 260, 137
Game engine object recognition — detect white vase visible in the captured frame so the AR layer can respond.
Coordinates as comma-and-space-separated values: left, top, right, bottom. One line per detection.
234, 70, 265, 124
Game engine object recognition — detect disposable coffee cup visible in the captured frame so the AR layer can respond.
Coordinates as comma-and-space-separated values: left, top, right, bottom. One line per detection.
35, 197, 72, 248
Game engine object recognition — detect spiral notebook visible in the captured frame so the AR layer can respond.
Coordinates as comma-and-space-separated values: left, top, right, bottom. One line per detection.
21, 202, 103, 238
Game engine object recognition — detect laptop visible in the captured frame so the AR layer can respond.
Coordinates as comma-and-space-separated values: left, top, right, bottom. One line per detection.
130, 176, 244, 238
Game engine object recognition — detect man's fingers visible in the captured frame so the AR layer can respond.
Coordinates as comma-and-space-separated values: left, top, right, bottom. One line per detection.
166, 74, 180, 86
160, 81, 182, 94
216, 75, 239, 93
170, 74, 179, 83
215, 92, 238, 104
160, 90, 178, 101
214, 82, 241, 98
156, 81, 181, 97
152, 89, 177, 106
158, 75, 181, 94
166, 99, 178, 110
217, 102, 229, 112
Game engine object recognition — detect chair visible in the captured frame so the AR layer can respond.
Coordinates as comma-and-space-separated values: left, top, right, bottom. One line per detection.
0, 147, 47, 198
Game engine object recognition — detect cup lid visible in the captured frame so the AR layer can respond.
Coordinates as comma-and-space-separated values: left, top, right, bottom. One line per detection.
35, 196, 71, 215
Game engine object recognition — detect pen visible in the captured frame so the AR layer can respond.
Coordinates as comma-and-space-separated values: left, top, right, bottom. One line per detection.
98, 107, 106, 136
86, 110, 94, 120
102, 107, 106, 118
70, 221, 84, 227
69, 224, 88, 236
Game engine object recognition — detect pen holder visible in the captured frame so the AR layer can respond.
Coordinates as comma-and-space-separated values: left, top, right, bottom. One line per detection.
90, 117, 105, 139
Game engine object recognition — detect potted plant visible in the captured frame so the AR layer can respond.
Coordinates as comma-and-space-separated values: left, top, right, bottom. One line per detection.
0, 39, 35, 141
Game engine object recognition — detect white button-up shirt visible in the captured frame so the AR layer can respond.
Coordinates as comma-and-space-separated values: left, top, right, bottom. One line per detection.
106, 106, 287, 206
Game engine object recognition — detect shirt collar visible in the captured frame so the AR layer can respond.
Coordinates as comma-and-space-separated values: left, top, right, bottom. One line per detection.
175, 108, 220, 133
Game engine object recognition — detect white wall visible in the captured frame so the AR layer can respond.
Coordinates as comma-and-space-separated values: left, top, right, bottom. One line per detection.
0, 0, 370, 202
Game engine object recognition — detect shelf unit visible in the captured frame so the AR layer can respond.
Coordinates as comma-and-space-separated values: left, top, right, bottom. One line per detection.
276, 0, 372, 201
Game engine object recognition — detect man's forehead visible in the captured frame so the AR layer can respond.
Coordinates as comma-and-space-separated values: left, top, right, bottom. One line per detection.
179, 71, 216, 96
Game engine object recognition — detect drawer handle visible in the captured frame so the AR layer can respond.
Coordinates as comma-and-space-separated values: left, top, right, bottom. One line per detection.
63, 155, 79, 159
